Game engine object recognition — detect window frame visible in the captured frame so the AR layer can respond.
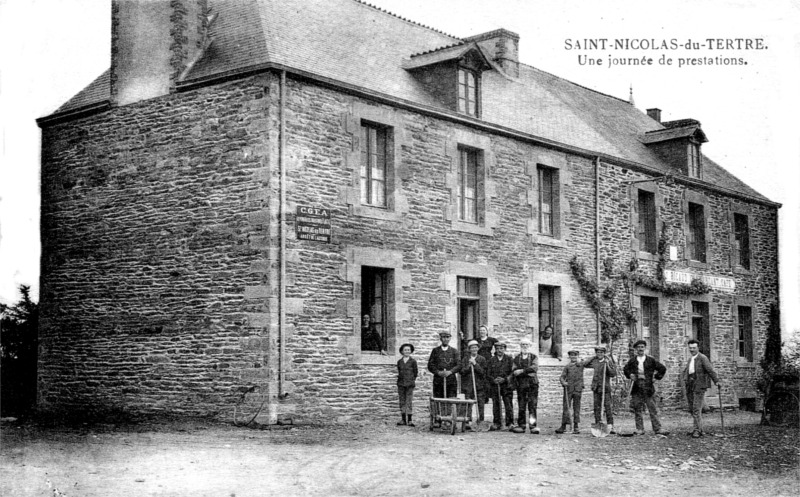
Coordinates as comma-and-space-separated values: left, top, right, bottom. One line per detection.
736, 305, 754, 363
359, 122, 389, 208
538, 166, 556, 236
688, 140, 702, 179
687, 201, 707, 263
457, 67, 479, 117
733, 212, 751, 270
637, 189, 658, 254
537, 284, 563, 360
457, 147, 479, 223
360, 266, 392, 353
445, 130, 496, 236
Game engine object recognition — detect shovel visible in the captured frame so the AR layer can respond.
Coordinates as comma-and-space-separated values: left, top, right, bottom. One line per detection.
471, 365, 479, 429
591, 361, 612, 438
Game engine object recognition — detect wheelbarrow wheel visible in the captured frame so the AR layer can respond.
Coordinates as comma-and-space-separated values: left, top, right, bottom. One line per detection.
450, 405, 457, 435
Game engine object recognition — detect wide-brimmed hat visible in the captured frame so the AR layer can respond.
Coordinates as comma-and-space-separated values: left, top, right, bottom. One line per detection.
467, 340, 479, 348
399, 343, 415, 353
567, 349, 580, 356
633, 340, 647, 348
495, 338, 507, 348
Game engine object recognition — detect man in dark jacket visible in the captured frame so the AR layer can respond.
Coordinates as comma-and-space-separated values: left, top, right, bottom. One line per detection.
584, 344, 617, 433
460, 340, 487, 427
486, 339, 514, 431
623, 339, 669, 435
427, 331, 461, 398
512, 337, 540, 433
682, 339, 721, 437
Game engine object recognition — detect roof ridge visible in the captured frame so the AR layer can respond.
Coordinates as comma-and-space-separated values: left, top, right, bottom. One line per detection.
519, 61, 631, 106
409, 41, 467, 58
352, 0, 462, 40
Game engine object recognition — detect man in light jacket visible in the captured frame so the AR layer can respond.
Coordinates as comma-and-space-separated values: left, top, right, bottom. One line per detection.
682, 339, 721, 438
623, 340, 669, 436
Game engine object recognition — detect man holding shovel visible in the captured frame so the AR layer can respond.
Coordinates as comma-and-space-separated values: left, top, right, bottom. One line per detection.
427, 331, 461, 400
584, 345, 617, 435
623, 340, 670, 436
486, 339, 514, 431
460, 340, 487, 429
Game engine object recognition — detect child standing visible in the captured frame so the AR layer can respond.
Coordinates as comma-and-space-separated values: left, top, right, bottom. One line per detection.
396, 343, 418, 426
556, 349, 585, 434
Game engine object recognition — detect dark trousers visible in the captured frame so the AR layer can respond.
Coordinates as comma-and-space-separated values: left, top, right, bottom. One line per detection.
562, 390, 582, 425
593, 389, 614, 424
397, 386, 414, 414
464, 387, 486, 421
489, 385, 513, 426
517, 385, 539, 426
631, 385, 662, 432
433, 378, 457, 398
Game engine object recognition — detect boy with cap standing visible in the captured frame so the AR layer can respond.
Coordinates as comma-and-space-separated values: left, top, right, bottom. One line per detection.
584, 344, 617, 434
556, 349, 585, 434
396, 343, 418, 427
427, 331, 461, 399
486, 338, 514, 431
460, 340, 488, 427
623, 339, 669, 435
512, 337, 540, 434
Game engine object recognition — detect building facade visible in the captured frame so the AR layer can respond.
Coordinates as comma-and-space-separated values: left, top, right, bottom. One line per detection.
37, 0, 779, 423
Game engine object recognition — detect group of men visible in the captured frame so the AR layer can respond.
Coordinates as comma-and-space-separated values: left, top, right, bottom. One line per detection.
427, 327, 721, 438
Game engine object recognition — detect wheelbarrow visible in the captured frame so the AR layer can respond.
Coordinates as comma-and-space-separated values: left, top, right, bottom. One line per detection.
429, 397, 476, 435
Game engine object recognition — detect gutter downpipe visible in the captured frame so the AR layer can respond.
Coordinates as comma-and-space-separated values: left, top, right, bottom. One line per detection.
279, 70, 287, 399
595, 156, 602, 345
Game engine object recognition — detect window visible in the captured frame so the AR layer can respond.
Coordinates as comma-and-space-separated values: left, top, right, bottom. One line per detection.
640, 296, 660, 360
457, 147, 479, 223
737, 306, 754, 362
361, 266, 393, 353
637, 190, 657, 253
691, 301, 710, 357
538, 285, 561, 358
458, 68, 478, 117
687, 202, 706, 262
457, 277, 483, 347
538, 166, 556, 236
733, 213, 751, 270
360, 122, 388, 207
688, 142, 702, 178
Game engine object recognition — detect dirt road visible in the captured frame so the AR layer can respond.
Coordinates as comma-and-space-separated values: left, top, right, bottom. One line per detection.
1, 411, 797, 496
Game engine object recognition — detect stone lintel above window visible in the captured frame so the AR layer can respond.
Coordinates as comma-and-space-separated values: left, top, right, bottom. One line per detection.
341, 102, 409, 221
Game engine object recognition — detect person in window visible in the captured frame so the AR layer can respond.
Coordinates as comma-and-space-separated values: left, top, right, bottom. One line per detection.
623, 339, 669, 436
584, 344, 617, 434
427, 331, 461, 399
475, 325, 498, 363
486, 338, 514, 431
682, 339, 721, 438
460, 340, 487, 428
539, 325, 554, 357
396, 343, 418, 427
361, 314, 386, 355
511, 337, 540, 434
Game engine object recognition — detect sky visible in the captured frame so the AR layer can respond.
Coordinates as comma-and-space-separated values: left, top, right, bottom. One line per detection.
1, 0, 798, 334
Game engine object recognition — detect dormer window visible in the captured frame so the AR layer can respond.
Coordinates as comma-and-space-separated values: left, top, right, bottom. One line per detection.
688, 140, 702, 178
458, 68, 478, 117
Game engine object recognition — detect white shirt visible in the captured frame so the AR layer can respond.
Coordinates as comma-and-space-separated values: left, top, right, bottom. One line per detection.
689, 354, 697, 374
637, 355, 646, 376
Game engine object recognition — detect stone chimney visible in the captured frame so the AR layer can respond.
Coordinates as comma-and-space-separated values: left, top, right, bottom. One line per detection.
647, 108, 662, 123
111, 0, 207, 106
463, 29, 520, 78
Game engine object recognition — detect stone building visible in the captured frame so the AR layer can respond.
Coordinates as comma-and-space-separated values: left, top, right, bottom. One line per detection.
37, 0, 779, 423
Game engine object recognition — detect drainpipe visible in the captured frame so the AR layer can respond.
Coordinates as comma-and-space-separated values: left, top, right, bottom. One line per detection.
278, 70, 287, 399
595, 156, 602, 345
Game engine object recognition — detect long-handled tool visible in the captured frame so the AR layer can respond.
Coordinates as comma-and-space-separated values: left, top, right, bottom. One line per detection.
497, 383, 505, 430
471, 365, 479, 429
617, 378, 637, 437
717, 384, 725, 435
591, 361, 612, 438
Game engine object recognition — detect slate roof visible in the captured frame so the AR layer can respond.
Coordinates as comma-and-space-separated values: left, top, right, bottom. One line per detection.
641, 124, 708, 144
46, 0, 772, 203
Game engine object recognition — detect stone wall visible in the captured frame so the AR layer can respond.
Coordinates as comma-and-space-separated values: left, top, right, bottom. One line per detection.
38, 70, 779, 423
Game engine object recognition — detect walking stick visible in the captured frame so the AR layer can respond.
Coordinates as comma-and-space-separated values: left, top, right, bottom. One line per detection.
497, 383, 505, 429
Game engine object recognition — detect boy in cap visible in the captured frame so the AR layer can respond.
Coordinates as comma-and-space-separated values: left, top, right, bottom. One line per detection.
396, 343, 418, 427
512, 337, 540, 433
486, 338, 514, 431
460, 340, 488, 427
584, 344, 617, 434
556, 349, 585, 434
623, 339, 669, 435
427, 331, 461, 399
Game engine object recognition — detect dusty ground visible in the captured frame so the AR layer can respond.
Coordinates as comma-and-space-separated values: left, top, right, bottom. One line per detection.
1, 410, 797, 497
